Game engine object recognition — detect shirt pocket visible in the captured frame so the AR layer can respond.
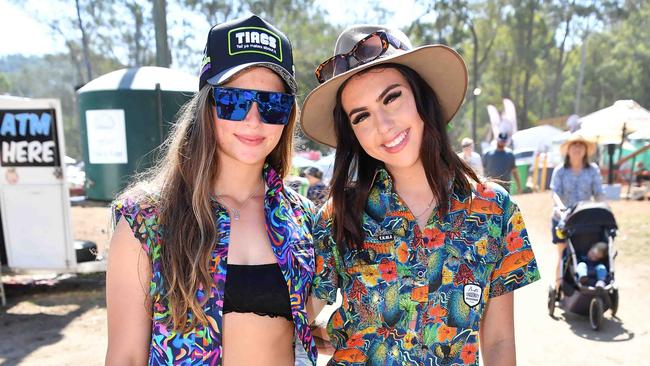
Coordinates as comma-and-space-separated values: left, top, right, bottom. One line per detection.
442, 239, 499, 326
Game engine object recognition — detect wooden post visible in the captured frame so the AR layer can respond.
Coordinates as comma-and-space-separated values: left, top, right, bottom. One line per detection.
0, 265, 6, 306
540, 153, 548, 192
532, 152, 540, 191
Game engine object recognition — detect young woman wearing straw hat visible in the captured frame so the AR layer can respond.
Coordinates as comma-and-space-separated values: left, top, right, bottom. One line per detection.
302, 25, 540, 365
106, 15, 317, 366
549, 133, 604, 291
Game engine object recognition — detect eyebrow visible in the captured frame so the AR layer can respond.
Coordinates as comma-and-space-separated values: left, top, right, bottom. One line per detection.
376, 84, 401, 102
347, 83, 402, 118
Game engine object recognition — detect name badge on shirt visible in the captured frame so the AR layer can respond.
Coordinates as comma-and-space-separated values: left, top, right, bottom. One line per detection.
377, 233, 394, 241
463, 284, 482, 307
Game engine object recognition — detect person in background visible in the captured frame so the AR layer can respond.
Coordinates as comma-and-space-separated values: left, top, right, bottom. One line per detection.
286, 167, 310, 196
458, 137, 484, 176
550, 133, 604, 292
635, 161, 650, 187
483, 132, 521, 193
105, 15, 317, 366
303, 166, 329, 209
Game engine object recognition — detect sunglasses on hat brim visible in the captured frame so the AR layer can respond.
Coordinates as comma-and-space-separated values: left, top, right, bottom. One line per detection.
314, 31, 410, 84
212, 86, 295, 125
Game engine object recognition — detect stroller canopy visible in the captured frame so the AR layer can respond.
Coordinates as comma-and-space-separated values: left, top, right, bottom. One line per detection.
564, 201, 618, 233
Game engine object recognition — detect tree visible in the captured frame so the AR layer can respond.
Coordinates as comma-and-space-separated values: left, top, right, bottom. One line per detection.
0, 73, 11, 93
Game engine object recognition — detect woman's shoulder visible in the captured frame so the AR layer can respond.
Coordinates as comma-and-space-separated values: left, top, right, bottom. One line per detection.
468, 179, 507, 200
113, 185, 162, 230
587, 162, 601, 173
114, 186, 160, 213
552, 164, 567, 174
112, 185, 162, 254
463, 180, 514, 214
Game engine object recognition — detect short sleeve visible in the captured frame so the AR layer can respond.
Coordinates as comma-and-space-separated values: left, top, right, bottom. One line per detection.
488, 197, 541, 298
112, 196, 160, 255
311, 202, 340, 304
550, 165, 563, 196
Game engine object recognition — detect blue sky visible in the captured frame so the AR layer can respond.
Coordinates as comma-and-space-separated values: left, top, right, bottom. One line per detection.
0, 0, 428, 57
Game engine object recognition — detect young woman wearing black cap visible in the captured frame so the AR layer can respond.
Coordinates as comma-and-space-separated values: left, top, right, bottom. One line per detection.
301, 25, 540, 365
106, 15, 317, 366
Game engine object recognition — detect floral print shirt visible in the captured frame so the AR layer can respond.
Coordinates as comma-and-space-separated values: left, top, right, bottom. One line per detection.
113, 164, 317, 365
312, 168, 540, 365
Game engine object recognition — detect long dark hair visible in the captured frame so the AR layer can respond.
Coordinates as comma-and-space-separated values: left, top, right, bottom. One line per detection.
330, 63, 480, 253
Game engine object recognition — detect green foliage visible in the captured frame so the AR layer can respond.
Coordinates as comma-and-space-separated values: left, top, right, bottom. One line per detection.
0, 73, 11, 93
4, 0, 650, 155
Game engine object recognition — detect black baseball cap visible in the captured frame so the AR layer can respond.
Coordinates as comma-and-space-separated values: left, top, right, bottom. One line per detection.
198, 14, 297, 93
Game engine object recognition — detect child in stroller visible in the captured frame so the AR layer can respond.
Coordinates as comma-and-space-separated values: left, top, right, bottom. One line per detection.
548, 201, 619, 330
577, 242, 608, 288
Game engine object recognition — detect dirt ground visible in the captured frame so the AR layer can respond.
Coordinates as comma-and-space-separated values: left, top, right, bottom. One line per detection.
1, 193, 649, 366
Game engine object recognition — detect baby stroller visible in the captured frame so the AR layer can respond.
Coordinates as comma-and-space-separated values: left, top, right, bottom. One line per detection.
547, 201, 619, 330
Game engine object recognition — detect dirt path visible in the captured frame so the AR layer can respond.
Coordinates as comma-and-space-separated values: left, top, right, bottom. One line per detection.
1, 195, 648, 365
512, 193, 649, 366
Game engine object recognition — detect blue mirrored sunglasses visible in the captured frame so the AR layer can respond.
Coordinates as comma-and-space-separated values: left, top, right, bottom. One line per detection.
212, 86, 295, 125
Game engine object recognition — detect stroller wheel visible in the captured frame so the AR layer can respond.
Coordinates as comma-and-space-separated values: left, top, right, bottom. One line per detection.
547, 285, 556, 317
611, 289, 619, 316
589, 297, 604, 330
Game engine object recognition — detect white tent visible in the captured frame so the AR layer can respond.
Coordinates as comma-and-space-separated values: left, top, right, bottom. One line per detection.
315, 154, 335, 184
629, 127, 650, 140
577, 100, 650, 143
512, 124, 563, 152
291, 155, 317, 168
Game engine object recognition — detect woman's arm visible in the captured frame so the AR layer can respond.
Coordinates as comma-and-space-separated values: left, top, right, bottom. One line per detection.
552, 191, 566, 209
307, 295, 327, 325
550, 166, 565, 208
479, 292, 515, 366
105, 218, 152, 366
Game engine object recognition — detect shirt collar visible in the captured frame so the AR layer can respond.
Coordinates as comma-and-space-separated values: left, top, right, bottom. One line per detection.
369, 166, 457, 219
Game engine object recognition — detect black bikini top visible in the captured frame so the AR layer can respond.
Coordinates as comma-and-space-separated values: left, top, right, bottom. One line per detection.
223, 263, 292, 321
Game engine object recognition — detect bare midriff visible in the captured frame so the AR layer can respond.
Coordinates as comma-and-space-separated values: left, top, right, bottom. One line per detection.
222, 312, 295, 366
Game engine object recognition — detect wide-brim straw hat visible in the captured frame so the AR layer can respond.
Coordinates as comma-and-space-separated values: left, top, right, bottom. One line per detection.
300, 25, 468, 148
560, 133, 597, 157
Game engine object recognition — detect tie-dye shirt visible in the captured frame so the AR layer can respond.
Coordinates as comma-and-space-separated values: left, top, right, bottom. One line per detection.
312, 168, 540, 365
113, 164, 317, 365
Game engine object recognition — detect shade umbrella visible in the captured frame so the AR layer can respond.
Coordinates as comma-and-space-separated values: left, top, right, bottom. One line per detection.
577, 100, 650, 143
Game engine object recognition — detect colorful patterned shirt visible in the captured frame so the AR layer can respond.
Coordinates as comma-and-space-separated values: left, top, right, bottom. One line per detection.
113, 164, 317, 365
307, 182, 330, 209
312, 168, 540, 365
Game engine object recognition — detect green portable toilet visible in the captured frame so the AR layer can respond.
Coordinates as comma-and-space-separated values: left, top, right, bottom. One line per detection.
78, 67, 197, 201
